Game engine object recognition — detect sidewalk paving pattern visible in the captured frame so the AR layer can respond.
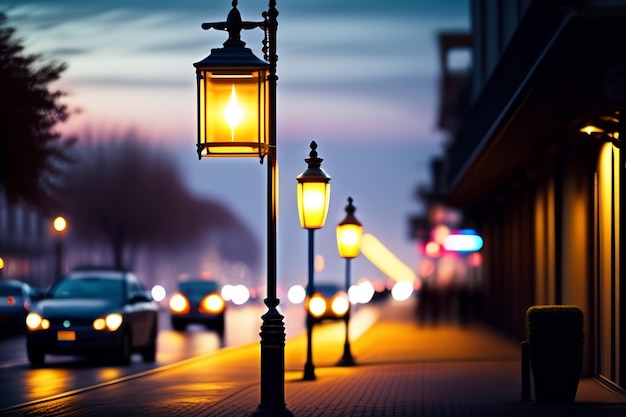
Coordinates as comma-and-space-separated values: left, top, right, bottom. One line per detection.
3, 299, 625, 416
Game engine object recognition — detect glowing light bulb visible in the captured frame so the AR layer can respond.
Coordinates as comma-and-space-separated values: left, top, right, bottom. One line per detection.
224, 84, 243, 141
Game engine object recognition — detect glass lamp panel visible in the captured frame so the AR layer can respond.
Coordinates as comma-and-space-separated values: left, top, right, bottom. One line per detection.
337, 223, 363, 258
197, 69, 268, 157
297, 182, 330, 229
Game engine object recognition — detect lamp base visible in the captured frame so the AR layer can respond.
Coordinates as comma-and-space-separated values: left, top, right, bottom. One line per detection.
253, 299, 294, 416
303, 362, 316, 380
251, 406, 295, 417
336, 344, 357, 367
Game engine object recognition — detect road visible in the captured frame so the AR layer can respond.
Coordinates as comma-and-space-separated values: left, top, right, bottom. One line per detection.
0, 302, 308, 409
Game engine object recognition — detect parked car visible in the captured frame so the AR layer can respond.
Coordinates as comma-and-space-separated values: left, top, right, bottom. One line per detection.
169, 279, 225, 334
0, 280, 42, 335
25, 268, 159, 367
305, 283, 350, 323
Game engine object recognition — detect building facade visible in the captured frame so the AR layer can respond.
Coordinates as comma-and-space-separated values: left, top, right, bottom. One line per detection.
436, 0, 625, 390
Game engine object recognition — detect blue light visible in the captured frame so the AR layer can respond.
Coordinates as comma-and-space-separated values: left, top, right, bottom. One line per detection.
442, 231, 483, 252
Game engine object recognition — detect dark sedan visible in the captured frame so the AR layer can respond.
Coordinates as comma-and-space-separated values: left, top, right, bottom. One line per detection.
25, 269, 159, 367
0, 280, 41, 335
305, 283, 350, 323
168, 279, 225, 334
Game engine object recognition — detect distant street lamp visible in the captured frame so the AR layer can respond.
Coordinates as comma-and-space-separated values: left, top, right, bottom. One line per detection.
296, 141, 331, 380
52, 216, 68, 279
336, 197, 362, 366
194, 2, 293, 416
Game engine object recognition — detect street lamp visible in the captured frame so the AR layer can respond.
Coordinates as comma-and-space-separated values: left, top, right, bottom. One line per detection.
336, 197, 362, 366
52, 216, 68, 279
296, 140, 331, 380
194, 2, 292, 416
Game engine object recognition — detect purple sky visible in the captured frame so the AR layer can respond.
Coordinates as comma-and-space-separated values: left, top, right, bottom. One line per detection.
5, 0, 470, 289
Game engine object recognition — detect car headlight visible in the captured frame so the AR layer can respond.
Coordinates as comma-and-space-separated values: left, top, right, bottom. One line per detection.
169, 293, 189, 314
93, 313, 123, 331
307, 295, 327, 318
26, 312, 50, 331
200, 294, 225, 314
331, 293, 350, 316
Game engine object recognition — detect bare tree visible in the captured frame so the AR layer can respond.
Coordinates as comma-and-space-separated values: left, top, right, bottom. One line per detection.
59, 135, 260, 271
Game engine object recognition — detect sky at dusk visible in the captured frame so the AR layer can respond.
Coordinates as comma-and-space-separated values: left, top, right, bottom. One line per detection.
3, 0, 470, 290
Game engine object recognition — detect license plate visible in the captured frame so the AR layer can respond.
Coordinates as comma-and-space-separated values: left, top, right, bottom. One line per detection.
57, 331, 76, 341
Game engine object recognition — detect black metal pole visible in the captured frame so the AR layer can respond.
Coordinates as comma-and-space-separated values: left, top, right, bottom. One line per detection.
252, 1, 293, 415
303, 228, 316, 380
337, 257, 356, 366
55, 239, 63, 280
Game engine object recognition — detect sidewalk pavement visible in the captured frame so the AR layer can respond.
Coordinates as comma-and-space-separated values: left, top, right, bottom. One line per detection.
3, 298, 626, 416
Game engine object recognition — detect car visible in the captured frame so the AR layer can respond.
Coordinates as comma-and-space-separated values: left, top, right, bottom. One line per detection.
305, 282, 350, 323
0, 280, 42, 335
168, 279, 225, 334
25, 268, 159, 367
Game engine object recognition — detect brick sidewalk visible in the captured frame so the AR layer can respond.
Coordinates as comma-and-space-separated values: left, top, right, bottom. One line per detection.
3, 298, 625, 416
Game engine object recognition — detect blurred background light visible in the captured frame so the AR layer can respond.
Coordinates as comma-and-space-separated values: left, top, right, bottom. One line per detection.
231, 284, 250, 305
361, 233, 416, 283
287, 284, 306, 304
391, 280, 413, 301
151, 285, 166, 302
442, 230, 483, 252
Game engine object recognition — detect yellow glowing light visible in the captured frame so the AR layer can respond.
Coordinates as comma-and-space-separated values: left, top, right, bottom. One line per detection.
201, 294, 225, 313
297, 182, 330, 229
331, 293, 350, 315
580, 125, 603, 135
93, 318, 106, 331
169, 293, 189, 314
337, 224, 362, 259
53, 216, 67, 233
26, 312, 43, 330
105, 313, 123, 331
224, 84, 244, 141
360, 233, 416, 283
26, 313, 50, 331
0, 257, 4, 270
308, 295, 327, 317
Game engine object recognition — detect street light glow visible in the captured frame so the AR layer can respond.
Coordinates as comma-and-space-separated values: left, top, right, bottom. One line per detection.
361, 233, 416, 283
224, 84, 244, 140
53, 216, 67, 233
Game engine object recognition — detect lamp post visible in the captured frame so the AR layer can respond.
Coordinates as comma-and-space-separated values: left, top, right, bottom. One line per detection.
296, 141, 331, 381
52, 216, 67, 279
336, 197, 362, 366
194, 2, 292, 416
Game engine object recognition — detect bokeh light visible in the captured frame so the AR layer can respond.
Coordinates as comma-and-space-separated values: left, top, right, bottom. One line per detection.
231, 284, 250, 305
287, 284, 306, 304
391, 281, 413, 301
151, 285, 166, 302
221, 284, 234, 301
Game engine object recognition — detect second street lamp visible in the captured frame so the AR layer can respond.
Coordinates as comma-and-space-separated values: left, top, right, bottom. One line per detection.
336, 197, 362, 366
296, 141, 331, 380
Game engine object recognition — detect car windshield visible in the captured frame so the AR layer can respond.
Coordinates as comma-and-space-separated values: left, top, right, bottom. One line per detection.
315, 284, 341, 297
50, 277, 125, 303
178, 280, 218, 294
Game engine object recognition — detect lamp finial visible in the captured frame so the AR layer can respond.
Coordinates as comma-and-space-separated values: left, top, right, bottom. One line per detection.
345, 197, 356, 215
305, 141, 322, 168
